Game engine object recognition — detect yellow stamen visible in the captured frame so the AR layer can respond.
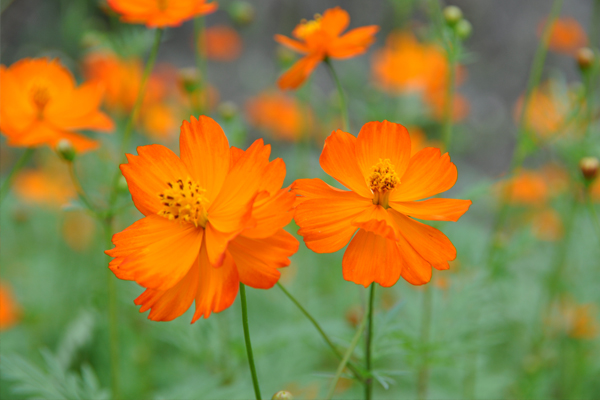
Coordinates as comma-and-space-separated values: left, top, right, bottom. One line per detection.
368, 159, 399, 208
158, 178, 209, 228
295, 14, 322, 39
30, 85, 51, 118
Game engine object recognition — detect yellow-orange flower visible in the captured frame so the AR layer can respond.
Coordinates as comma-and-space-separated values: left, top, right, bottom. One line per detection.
13, 168, 75, 208
293, 121, 471, 287
515, 82, 573, 139
108, 0, 217, 27
501, 170, 549, 206
0, 281, 21, 330
0, 58, 114, 152
275, 7, 378, 89
246, 91, 311, 142
530, 207, 563, 241
202, 25, 243, 62
106, 116, 298, 322
539, 17, 587, 55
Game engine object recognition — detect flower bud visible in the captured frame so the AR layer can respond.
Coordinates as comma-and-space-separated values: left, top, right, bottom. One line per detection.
228, 1, 255, 26
56, 139, 76, 162
217, 101, 238, 122
456, 19, 472, 40
443, 5, 463, 26
272, 391, 293, 400
576, 47, 594, 71
117, 176, 129, 193
579, 157, 599, 181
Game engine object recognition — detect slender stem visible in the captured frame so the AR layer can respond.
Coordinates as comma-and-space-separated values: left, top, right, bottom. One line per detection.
103, 218, 120, 399
364, 284, 375, 400
194, 16, 208, 115
239, 283, 262, 400
0, 148, 34, 205
324, 58, 350, 132
442, 34, 458, 150
326, 312, 368, 400
67, 161, 98, 215
277, 283, 365, 381
586, 192, 600, 244
417, 286, 433, 400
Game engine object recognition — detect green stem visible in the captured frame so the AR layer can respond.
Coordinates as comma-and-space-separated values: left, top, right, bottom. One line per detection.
365, 284, 375, 400
194, 16, 208, 115
277, 283, 365, 381
324, 58, 350, 132
442, 34, 458, 150
417, 286, 433, 400
586, 192, 600, 244
0, 148, 34, 205
103, 218, 120, 399
239, 283, 262, 400
67, 161, 98, 216
326, 311, 368, 400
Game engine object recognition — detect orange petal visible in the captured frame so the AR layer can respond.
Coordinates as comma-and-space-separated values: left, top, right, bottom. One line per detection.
229, 229, 299, 289
106, 215, 203, 291
192, 245, 239, 322
389, 209, 456, 270
321, 6, 350, 37
342, 229, 402, 287
0, 65, 36, 131
319, 129, 372, 198
134, 257, 200, 322
351, 205, 397, 240
355, 121, 412, 182
390, 198, 472, 221
329, 26, 379, 58
293, 180, 372, 253
121, 144, 190, 216
205, 222, 236, 267
274, 34, 310, 54
179, 116, 230, 204
391, 147, 457, 202
277, 54, 323, 90
396, 233, 432, 285
243, 188, 295, 239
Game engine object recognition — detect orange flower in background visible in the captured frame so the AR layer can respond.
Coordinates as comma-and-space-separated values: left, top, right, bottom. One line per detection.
140, 102, 178, 140
501, 170, 549, 206
591, 179, 600, 202
246, 91, 311, 142
13, 168, 75, 208
531, 207, 563, 241
0, 281, 21, 330
275, 7, 379, 89
106, 116, 298, 322
108, 0, 217, 27
202, 25, 243, 61
425, 90, 470, 123
0, 58, 113, 152
515, 82, 572, 139
293, 121, 471, 287
409, 127, 442, 155
539, 17, 587, 55
177, 69, 220, 113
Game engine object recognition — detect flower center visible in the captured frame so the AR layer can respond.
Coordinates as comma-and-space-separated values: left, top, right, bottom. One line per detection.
295, 14, 322, 39
30, 85, 51, 118
158, 178, 209, 228
368, 159, 399, 208
157, 0, 168, 11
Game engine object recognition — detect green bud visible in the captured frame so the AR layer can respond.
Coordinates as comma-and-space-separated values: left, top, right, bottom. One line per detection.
580, 157, 599, 181
272, 391, 293, 400
218, 101, 238, 122
443, 5, 463, 26
56, 139, 76, 162
456, 19, 473, 40
228, 1, 255, 26
117, 176, 129, 193
576, 47, 594, 71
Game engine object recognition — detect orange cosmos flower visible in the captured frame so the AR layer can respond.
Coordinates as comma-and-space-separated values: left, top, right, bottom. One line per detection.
0, 58, 114, 152
409, 127, 442, 155
539, 17, 587, 55
501, 170, 549, 206
201, 25, 243, 61
246, 91, 311, 142
275, 7, 379, 90
14, 168, 75, 208
0, 281, 21, 330
106, 116, 298, 322
293, 121, 472, 287
108, 0, 217, 28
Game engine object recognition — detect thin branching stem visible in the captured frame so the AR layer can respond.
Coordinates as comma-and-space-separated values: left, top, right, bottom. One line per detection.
417, 286, 433, 400
324, 58, 350, 132
103, 218, 120, 399
240, 283, 262, 400
194, 17, 208, 115
365, 284, 375, 400
66, 161, 98, 216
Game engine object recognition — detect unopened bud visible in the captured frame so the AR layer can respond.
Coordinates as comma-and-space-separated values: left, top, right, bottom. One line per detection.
579, 157, 599, 181
443, 5, 463, 26
576, 47, 594, 71
228, 1, 255, 26
217, 101, 238, 121
272, 391, 293, 400
117, 176, 129, 193
178, 68, 200, 94
56, 139, 76, 162
456, 19, 472, 40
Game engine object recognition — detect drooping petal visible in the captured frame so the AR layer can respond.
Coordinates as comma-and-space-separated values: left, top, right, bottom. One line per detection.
106, 214, 203, 291
179, 116, 230, 204
293, 179, 372, 253
204, 222, 236, 267
389, 209, 456, 270
277, 53, 323, 90
121, 144, 190, 216
229, 229, 299, 289
328, 26, 379, 58
390, 198, 472, 221
355, 121, 412, 182
134, 257, 200, 321
342, 229, 402, 287
192, 245, 239, 322
351, 205, 397, 240
320, 6, 350, 37
319, 129, 372, 198
274, 34, 310, 54
396, 233, 432, 285
391, 147, 457, 202
242, 189, 295, 239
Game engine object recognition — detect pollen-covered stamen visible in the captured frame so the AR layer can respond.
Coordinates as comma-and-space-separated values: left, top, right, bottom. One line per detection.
368, 159, 399, 208
158, 178, 209, 228
295, 14, 323, 39
30, 85, 51, 118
